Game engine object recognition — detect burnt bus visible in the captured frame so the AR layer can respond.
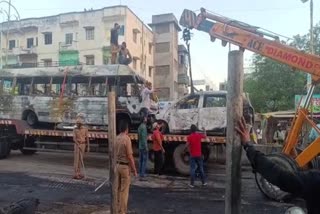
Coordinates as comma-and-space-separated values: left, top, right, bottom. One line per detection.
0, 65, 158, 131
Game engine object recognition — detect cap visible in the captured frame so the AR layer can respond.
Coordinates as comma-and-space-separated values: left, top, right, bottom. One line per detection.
277, 123, 281, 127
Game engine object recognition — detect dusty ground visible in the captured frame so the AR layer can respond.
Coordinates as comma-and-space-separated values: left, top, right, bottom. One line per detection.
0, 151, 301, 214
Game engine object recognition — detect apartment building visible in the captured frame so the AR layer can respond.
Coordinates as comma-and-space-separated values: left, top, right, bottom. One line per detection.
177, 45, 189, 97
149, 14, 183, 101
0, 5, 154, 83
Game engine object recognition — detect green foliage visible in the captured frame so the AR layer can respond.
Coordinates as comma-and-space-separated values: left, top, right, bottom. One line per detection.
244, 23, 320, 113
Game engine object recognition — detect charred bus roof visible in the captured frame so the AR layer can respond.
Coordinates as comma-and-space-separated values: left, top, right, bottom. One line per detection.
0, 65, 145, 84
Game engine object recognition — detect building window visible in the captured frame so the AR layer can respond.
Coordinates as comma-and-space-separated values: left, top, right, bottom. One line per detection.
155, 23, 170, 34
27, 38, 34, 49
65, 33, 73, 45
133, 32, 138, 43
155, 42, 170, 53
149, 43, 153, 54
155, 65, 170, 74
133, 59, 137, 70
148, 66, 153, 77
36, 37, 38, 46
85, 28, 94, 40
44, 32, 52, 45
43, 59, 52, 67
85, 55, 95, 65
9, 40, 15, 50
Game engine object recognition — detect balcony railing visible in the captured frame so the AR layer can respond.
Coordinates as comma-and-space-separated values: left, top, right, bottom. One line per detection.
178, 73, 189, 85
59, 42, 78, 52
2, 61, 83, 69
6, 46, 38, 55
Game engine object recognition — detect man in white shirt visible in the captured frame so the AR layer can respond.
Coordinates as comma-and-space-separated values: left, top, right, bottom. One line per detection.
140, 81, 154, 119
256, 125, 262, 144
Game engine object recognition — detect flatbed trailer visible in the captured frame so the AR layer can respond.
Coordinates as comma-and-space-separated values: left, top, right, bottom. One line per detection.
0, 119, 226, 175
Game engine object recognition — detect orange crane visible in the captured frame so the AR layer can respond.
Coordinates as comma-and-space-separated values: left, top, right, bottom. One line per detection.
180, 7, 320, 201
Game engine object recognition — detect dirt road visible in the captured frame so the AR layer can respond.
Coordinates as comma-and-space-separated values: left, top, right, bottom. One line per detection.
0, 151, 300, 214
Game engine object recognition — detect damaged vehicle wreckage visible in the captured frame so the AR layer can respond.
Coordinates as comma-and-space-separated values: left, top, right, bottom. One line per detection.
0, 64, 255, 175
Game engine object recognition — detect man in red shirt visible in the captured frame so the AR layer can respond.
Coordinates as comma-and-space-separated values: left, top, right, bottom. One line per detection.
186, 124, 207, 187
152, 122, 165, 175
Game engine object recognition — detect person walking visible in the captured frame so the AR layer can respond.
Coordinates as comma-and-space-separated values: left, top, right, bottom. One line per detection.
110, 23, 120, 64
115, 121, 137, 214
236, 116, 320, 214
186, 124, 207, 188
138, 116, 148, 180
152, 122, 165, 175
72, 115, 90, 180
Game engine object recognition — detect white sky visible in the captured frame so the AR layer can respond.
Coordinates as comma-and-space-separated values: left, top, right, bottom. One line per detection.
0, 0, 316, 89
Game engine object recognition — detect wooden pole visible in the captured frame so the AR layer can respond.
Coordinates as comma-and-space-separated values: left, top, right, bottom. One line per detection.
108, 86, 117, 214
225, 50, 244, 214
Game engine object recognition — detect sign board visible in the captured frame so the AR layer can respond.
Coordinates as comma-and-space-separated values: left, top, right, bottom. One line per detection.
295, 94, 320, 113
192, 80, 205, 85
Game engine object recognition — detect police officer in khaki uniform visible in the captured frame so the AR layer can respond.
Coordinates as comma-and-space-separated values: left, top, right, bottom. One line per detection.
115, 121, 137, 214
73, 115, 90, 179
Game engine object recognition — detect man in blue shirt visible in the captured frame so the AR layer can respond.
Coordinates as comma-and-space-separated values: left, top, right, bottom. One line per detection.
138, 116, 148, 180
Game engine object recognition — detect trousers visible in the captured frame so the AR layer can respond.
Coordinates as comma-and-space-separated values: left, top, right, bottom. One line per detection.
74, 143, 86, 176
115, 164, 131, 214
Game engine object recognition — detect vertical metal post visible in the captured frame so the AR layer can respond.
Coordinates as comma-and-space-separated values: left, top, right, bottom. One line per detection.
5, 0, 11, 67
0, 30, 3, 69
108, 86, 117, 214
186, 42, 194, 94
225, 50, 243, 214
307, 0, 314, 91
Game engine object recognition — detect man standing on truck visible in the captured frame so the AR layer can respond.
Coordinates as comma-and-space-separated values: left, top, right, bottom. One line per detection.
140, 81, 158, 120
115, 121, 137, 214
118, 42, 132, 65
138, 116, 148, 180
110, 23, 120, 64
186, 124, 207, 188
152, 122, 165, 175
73, 115, 90, 180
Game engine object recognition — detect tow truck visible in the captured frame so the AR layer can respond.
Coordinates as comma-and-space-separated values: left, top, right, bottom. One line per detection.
0, 118, 227, 174
179, 7, 320, 201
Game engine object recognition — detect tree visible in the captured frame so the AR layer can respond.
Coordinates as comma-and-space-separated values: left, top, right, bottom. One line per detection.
244, 23, 320, 113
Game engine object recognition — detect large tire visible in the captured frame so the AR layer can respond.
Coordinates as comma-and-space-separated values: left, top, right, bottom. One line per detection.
255, 153, 298, 202
0, 137, 11, 159
173, 144, 190, 175
26, 111, 38, 127
20, 138, 37, 155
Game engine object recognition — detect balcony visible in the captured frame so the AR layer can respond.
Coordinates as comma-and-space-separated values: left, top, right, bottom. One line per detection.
6, 47, 37, 56
59, 42, 78, 53
178, 73, 189, 85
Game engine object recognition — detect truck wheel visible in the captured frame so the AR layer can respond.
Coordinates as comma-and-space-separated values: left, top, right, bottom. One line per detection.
20, 138, 37, 155
26, 111, 38, 127
255, 153, 298, 202
173, 144, 190, 175
0, 137, 11, 159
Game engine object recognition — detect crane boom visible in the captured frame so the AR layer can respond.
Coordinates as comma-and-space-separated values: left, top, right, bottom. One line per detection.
180, 8, 320, 82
